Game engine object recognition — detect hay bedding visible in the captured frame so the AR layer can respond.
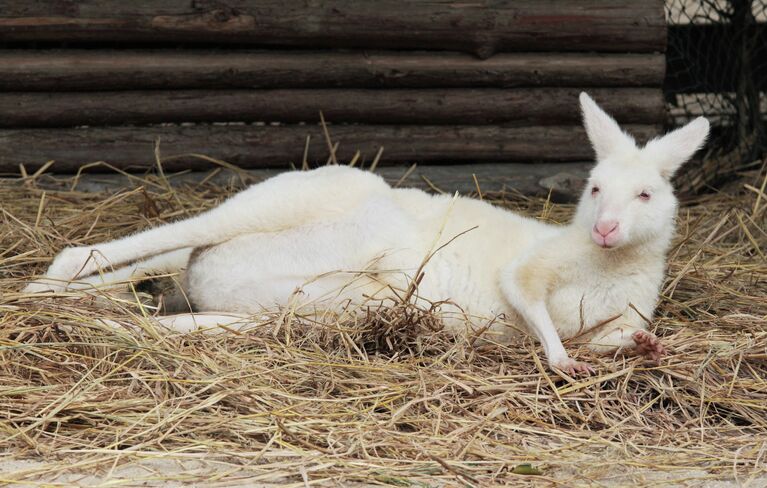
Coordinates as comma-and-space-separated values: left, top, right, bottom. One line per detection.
0, 166, 765, 487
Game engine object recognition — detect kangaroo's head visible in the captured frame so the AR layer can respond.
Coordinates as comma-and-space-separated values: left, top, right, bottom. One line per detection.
573, 92, 709, 250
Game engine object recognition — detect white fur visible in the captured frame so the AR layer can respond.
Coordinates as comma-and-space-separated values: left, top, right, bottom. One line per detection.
24, 93, 709, 373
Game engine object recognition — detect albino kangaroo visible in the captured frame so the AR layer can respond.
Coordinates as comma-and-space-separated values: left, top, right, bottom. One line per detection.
24, 93, 709, 375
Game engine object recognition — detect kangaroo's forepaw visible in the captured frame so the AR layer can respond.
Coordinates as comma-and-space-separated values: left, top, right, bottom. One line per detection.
632, 330, 665, 363
550, 357, 595, 376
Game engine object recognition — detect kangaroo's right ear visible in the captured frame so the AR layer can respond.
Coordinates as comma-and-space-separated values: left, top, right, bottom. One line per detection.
642, 117, 710, 179
579, 92, 636, 162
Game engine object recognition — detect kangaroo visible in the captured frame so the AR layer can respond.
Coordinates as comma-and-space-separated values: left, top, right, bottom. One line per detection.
24, 93, 709, 375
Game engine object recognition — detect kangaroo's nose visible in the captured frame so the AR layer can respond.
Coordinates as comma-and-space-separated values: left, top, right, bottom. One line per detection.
595, 220, 619, 237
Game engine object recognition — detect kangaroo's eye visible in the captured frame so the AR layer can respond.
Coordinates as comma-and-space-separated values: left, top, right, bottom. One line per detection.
639, 191, 651, 201
591, 186, 600, 196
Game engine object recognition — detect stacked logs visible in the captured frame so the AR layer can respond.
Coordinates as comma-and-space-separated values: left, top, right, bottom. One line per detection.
0, 1, 667, 173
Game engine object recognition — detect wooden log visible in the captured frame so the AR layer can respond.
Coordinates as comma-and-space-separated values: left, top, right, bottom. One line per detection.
0, 50, 666, 91
0, 124, 660, 173
0, 88, 665, 128
37, 163, 591, 201
0, 1, 666, 56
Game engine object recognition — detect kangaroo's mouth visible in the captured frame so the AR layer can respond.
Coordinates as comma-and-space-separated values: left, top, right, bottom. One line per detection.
591, 231, 620, 249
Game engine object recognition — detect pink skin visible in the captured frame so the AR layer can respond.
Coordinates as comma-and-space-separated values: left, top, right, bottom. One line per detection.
632, 330, 666, 363
591, 219, 620, 248
554, 358, 595, 377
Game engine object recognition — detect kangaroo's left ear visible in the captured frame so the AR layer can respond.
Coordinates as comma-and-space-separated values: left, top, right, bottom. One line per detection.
642, 117, 710, 179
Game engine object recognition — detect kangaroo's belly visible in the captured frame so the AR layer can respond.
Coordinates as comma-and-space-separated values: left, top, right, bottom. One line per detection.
184, 231, 512, 332
183, 195, 423, 313
184, 226, 398, 313
412, 252, 509, 329
182, 192, 545, 335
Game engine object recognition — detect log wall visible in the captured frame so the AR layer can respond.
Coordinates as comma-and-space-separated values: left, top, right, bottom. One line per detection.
0, 1, 666, 56
0, 0, 668, 178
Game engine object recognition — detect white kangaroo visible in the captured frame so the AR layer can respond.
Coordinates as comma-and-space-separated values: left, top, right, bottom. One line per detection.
23, 93, 709, 375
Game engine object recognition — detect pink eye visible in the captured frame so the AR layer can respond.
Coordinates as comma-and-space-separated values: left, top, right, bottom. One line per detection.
591, 186, 600, 196
639, 191, 651, 201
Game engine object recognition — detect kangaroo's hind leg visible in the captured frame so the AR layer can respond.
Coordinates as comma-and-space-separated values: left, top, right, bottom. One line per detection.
24, 167, 391, 292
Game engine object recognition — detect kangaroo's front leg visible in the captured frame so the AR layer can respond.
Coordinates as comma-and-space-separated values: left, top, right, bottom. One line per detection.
500, 260, 594, 376
24, 167, 391, 292
518, 300, 595, 375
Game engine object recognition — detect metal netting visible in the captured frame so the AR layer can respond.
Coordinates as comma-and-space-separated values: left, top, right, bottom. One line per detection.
666, 0, 766, 192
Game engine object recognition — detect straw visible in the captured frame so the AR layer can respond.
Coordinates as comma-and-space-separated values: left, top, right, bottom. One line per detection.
0, 161, 765, 486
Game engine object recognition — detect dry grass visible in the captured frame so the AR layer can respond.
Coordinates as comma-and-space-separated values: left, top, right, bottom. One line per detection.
0, 162, 766, 487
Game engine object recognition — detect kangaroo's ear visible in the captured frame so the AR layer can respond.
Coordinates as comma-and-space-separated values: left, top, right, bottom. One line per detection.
642, 117, 710, 179
579, 92, 636, 162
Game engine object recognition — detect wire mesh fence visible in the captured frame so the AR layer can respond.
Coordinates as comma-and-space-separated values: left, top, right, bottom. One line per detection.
665, 0, 766, 192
